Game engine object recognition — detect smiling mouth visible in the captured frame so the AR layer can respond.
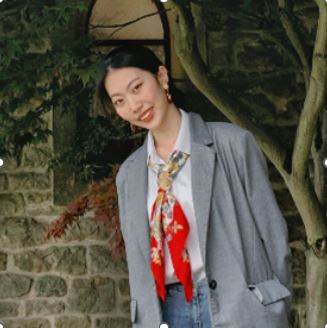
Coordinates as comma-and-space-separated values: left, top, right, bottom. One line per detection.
139, 107, 153, 122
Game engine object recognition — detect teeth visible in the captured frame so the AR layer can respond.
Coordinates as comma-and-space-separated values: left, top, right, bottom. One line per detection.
141, 109, 151, 120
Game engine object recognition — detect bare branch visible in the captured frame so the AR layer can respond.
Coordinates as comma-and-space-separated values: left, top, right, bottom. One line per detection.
277, 0, 311, 89
88, 9, 170, 38
170, 0, 286, 172
286, 172, 327, 245
285, 1, 327, 244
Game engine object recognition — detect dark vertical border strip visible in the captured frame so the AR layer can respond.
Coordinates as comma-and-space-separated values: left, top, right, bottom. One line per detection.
84, 0, 171, 70
154, 0, 171, 71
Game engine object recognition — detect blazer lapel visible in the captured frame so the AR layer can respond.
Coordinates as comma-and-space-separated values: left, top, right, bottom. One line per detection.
189, 112, 216, 267
127, 142, 151, 267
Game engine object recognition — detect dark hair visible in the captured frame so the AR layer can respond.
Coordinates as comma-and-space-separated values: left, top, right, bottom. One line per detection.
97, 45, 185, 115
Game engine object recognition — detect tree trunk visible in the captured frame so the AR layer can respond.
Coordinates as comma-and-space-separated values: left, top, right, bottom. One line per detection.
307, 106, 327, 328
306, 248, 327, 328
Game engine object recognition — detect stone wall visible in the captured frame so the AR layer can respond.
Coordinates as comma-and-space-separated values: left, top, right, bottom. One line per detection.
0, 113, 131, 328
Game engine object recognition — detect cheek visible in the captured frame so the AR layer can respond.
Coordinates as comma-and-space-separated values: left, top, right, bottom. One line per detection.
114, 106, 133, 123
115, 108, 127, 120
147, 83, 164, 103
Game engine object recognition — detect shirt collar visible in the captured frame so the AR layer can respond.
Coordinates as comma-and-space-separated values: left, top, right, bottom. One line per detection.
147, 108, 190, 164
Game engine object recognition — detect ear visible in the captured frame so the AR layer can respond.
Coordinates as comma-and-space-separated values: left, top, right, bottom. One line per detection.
157, 65, 169, 88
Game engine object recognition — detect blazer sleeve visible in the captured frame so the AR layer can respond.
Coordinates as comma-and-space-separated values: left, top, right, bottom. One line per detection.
239, 131, 292, 306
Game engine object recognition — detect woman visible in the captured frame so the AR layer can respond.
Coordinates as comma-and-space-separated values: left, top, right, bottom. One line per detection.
98, 45, 292, 328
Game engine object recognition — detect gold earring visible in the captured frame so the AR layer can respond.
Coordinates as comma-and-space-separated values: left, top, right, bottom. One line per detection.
164, 86, 172, 103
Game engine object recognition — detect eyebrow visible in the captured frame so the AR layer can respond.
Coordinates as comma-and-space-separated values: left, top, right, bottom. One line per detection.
109, 77, 141, 98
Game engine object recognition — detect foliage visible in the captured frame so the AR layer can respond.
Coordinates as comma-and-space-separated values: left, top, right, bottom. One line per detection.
0, 0, 100, 163
49, 115, 143, 181
44, 165, 125, 257
0, 0, 143, 253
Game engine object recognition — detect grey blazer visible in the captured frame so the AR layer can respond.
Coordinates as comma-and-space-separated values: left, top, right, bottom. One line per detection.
115, 112, 292, 328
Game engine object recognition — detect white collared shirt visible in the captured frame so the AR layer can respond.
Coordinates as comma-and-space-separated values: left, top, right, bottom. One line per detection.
147, 108, 206, 285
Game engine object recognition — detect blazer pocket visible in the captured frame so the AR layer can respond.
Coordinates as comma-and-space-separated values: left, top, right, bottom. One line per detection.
130, 299, 137, 323
248, 278, 291, 306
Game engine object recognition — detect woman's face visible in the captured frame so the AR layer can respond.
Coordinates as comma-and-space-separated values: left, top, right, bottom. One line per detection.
104, 66, 169, 130
104, 66, 170, 131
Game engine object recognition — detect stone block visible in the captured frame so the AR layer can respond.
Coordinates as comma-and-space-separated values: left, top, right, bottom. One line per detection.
95, 317, 131, 328
89, 245, 128, 274
0, 302, 19, 317
0, 194, 25, 216
258, 74, 301, 100
61, 218, 108, 242
25, 205, 55, 217
8, 173, 50, 191
22, 145, 52, 169
118, 279, 130, 297
0, 217, 46, 248
25, 299, 65, 316
0, 156, 19, 172
68, 276, 116, 313
119, 300, 130, 315
235, 38, 288, 72
14, 246, 86, 275
3, 318, 51, 328
0, 274, 32, 298
25, 192, 52, 205
294, 0, 315, 11
24, 192, 53, 216
55, 316, 91, 328
35, 275, 67, 297
0, 174, 8, 191
291, 248, 306, 285
0, 252, 7, 271
207, 32, 233, 67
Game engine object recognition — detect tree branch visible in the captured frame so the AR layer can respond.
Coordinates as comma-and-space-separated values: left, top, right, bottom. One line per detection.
284, 0, 327, 245
277, 0, 311, 89
292, 1, 327, 179
170, 0, 286, 172
88, 9, 170, 38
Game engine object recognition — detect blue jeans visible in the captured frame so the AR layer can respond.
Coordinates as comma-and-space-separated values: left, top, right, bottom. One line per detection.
160, 279, 212, 328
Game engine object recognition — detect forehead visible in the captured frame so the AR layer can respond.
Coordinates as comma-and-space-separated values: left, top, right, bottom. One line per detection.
104, 67, 153, 96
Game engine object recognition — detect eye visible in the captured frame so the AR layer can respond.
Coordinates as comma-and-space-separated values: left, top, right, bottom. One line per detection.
133, 83, 142, 93
113, 98, 124, 106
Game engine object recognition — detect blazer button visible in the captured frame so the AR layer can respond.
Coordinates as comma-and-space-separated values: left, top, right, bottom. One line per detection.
209, 279, 217, 290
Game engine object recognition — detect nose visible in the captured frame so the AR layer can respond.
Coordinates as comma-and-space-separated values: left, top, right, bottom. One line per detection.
128, 95, 142, 114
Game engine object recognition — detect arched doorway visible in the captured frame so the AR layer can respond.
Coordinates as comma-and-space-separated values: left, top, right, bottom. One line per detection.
86, 0, 170, 69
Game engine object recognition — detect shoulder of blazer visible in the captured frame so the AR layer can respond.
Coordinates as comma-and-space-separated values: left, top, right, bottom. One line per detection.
115, 144, 145, 188
204, 120, 266, 176
205, 121, 250, 142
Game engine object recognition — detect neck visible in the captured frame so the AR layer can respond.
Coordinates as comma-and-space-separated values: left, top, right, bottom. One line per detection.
151, 104, 181, 151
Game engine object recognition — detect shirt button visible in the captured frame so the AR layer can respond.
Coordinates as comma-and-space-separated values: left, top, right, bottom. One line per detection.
209, 279, 217, 290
